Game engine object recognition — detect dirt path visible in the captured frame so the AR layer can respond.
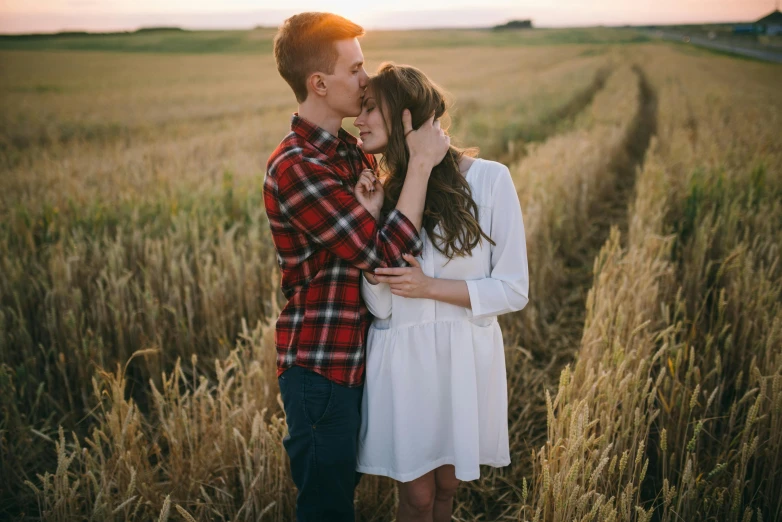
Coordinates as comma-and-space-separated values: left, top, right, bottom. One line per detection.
465, 65, 660, 519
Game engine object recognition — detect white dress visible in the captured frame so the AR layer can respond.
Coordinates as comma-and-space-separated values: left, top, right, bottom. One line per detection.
356, 158, 530, 482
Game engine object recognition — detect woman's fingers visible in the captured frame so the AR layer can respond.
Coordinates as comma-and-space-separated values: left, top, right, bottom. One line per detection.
374, 274, 411, 284
357, 178, 373, 193
374, 266, 409, 276
374, 275, 400, 283
356, 169, 377, 193
402, 109, 413, 136
390, 285, 412, 297
401, 253, 421, 268
360, 170, 378, 190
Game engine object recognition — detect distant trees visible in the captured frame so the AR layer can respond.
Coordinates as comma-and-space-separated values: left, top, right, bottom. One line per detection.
493, 20, 533, 30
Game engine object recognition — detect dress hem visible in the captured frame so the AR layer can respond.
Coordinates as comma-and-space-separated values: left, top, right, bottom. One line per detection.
356, 457, 511, 483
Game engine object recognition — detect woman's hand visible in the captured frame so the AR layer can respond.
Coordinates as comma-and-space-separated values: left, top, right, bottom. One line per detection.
373, 253, 431, 298
354, 168, 383, 220
403, 110, 450, 171
363, 271, 380, 285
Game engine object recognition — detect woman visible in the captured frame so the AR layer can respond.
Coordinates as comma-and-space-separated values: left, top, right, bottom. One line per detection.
352, 63, 529, 522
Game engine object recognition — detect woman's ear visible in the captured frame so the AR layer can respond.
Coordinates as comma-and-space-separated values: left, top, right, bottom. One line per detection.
309, 73, 328, 98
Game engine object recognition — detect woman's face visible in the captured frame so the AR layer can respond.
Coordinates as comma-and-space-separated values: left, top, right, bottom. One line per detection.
353, 87, 389, 154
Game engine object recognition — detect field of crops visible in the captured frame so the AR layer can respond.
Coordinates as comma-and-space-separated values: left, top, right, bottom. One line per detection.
1, 27, 780, 521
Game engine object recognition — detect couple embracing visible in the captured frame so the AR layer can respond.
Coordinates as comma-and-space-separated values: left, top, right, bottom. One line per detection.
263, 12, 529, 522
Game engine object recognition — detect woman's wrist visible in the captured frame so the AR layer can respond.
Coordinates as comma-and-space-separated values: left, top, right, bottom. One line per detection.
407, 155, 435, 178
423, 275, 438, 300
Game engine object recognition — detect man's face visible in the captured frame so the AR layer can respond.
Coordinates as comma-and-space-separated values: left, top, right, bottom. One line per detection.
323, 38, 369, 118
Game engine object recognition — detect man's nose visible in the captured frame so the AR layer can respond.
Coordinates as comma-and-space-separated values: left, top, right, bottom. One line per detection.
359, 68, 369, 86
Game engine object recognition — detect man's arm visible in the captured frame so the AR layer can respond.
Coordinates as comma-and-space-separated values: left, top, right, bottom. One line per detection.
273, 110, 449, 271
275, 159, 422, 271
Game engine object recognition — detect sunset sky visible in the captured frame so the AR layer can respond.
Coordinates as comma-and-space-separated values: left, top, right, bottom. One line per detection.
0, 0, 777, 34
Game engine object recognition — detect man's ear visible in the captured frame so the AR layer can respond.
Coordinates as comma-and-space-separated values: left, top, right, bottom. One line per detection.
308, 73, 328, 98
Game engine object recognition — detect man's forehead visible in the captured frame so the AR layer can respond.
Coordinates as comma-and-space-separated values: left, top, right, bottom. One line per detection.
335, 38, 364, 65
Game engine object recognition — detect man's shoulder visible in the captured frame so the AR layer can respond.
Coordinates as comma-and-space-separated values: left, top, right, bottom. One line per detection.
267, 133, 332, 181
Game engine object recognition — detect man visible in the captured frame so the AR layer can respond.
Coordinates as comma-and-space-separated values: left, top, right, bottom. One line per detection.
264, 12, 450, 522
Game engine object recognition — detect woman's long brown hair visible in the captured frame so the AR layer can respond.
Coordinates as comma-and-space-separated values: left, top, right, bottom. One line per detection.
370, 62, 494, 259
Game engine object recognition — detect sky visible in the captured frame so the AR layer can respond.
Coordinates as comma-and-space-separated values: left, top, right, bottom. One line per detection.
0, 0, 778, 34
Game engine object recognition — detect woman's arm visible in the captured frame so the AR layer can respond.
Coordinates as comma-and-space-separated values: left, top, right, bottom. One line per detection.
361, 272, 393, 320
374, 254, 471, 308
374, 166, 528, 318
462, 167, 528, 318
425, 278, 471, 308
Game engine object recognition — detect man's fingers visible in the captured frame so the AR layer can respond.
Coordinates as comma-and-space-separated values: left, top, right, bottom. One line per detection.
402, 109, 413, 135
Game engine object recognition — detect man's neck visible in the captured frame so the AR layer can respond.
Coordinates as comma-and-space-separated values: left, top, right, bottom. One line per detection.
298, 100, 343, 137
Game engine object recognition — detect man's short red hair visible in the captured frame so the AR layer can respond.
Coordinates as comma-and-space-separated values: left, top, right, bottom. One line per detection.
274, 12, 365, 103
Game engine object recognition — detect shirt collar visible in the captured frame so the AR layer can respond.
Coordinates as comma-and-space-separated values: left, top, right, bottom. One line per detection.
290, 113, 358, 157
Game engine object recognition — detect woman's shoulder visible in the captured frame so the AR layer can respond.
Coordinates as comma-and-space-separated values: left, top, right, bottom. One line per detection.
469, 158, 513, 192
473, 158, 511, 176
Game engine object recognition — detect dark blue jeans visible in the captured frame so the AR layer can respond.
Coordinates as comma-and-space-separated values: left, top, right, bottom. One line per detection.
278, 365, 363, 522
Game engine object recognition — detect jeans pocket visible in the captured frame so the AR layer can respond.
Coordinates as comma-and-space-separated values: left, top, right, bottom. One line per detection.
302, 371, 333, 425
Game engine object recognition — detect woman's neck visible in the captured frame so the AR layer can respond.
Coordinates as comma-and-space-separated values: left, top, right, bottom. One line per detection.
458, 155, 476, 176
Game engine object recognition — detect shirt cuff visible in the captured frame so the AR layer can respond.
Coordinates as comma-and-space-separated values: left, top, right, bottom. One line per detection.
384, 209, 424, 258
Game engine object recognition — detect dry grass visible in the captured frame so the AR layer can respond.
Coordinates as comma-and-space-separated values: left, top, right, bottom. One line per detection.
1, 35, 781, 521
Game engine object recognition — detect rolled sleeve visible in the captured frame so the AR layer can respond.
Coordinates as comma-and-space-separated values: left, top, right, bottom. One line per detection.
276, 161, 422, 271
465, 167, 529, 319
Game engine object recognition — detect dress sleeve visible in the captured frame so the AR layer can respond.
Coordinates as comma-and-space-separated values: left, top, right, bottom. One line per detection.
361, 273, 393, 320
465, 166, 529, 319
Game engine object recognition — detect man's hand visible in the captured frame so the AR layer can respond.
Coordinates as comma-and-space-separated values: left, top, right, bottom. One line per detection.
373, 253, 431, 298
354, 168, 384, 220
403, 110, 450, 172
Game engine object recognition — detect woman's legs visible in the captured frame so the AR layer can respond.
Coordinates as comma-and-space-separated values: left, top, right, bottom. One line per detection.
397, 466, 461, 522
433, 465, 460, 522
397, 471, 436, 522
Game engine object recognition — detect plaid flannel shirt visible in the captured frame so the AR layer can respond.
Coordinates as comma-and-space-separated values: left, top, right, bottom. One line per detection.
263, 114, 423, 386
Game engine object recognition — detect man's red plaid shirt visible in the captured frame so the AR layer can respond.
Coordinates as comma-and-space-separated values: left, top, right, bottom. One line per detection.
263, 115, 423, 387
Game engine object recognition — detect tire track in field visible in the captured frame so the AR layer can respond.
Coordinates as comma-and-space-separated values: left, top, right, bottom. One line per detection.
498, 65, 612, 166
529, 63, 658, 459
463, 65, 658, 520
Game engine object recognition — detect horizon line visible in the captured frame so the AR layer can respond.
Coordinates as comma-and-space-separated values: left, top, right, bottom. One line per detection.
0, 18, 764, 37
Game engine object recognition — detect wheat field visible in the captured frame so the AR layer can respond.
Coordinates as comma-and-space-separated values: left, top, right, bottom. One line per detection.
1, 28, 781, 521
